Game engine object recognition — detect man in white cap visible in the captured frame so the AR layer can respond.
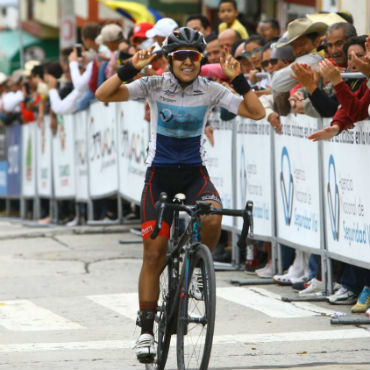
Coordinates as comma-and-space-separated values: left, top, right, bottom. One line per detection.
145, 17, 178, 46
271, 18, 328, 92
95, 23, 124, 79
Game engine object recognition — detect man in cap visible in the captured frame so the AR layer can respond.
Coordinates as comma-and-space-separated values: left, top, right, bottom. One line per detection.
131, 22, 154, 50
95, 23, 124, 79
271, 18, 328, 92
145, 17, 178, 46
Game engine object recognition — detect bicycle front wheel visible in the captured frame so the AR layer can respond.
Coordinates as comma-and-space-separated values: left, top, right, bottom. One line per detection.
176, 243, 216, 370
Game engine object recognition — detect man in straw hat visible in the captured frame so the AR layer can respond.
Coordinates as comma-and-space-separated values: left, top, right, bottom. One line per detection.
271, 17, 328, 92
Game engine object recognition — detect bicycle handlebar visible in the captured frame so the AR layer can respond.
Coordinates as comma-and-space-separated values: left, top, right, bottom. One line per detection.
150, 193, 254, 244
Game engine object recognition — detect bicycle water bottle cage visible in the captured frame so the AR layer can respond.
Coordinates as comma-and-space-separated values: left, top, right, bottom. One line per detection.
196, 201, 211, 212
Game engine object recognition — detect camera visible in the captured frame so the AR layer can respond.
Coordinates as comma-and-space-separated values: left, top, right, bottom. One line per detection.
75, 43, 83, 58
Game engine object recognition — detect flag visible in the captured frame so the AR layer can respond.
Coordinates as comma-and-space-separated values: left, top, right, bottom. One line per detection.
99, 0, 162, 24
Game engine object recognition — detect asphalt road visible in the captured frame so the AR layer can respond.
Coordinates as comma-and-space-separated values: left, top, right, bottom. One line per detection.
0, 220, 368, 370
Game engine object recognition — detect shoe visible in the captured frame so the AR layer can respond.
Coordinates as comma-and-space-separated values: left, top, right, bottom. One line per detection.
299, 278, 323, 296
256, 264, 273, 278
290, 275, 309, 285
365, 307, 370, 317
327, 286, 357, 304
66, 217, 78, 227
351, 286, 370, 313
189, 267, 203, 300
135, 333, 155, 363
273, 273, 293, 286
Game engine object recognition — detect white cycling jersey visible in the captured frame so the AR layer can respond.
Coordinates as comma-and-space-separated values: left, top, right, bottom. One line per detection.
126, 72, 243, 166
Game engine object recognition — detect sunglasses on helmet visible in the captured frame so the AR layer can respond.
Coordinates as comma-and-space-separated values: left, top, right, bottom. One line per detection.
168, 50, 203, 62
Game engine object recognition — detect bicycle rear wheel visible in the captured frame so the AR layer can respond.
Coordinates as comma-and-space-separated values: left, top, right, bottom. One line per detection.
176, 243, 216, 370
153, 262, 173, 370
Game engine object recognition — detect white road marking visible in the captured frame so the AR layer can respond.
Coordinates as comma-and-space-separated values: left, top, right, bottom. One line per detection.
0, 329, 368, 353
0, 300, 83, 331
87, 293, 138, 321
217, 287, 337, 318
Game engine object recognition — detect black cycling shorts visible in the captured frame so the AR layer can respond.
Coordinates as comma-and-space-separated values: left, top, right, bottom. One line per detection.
140, 166, 222, 239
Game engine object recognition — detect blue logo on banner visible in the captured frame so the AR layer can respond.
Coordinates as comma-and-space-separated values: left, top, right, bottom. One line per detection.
327, 155, 339, 240
240, 145, 247, 206
0, 161, 8, 196
280, 146, 294, 225
7, 123, 22, 196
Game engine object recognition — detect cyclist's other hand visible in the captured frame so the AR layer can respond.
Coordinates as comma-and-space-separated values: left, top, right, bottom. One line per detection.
308, 124, 340, 142
220, 50, 241, 80
205, 125, 215, 146
132, 46, 156, 71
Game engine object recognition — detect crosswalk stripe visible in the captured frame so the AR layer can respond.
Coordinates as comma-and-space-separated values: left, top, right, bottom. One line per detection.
0, 299, 83, 331
87, 293, 138, 321
216, 287, 338, 318
0, 328, 368, 352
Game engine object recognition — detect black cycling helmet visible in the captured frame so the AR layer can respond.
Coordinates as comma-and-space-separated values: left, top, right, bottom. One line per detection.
162, 27, 207, 56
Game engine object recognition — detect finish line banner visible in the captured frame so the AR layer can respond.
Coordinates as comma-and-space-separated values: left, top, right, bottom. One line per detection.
322, 119, 370, 264
274, 114, 321, 250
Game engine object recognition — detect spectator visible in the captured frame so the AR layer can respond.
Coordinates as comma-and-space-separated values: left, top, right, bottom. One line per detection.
185, 14, 212, 37
217, 0, 248, 39
271, 18, 328, 93
131, 22, 154, 50
233, 40, 252, 75
218, 29, 241, 53
256, 20, 265, 38
205, 33, 222, 64
262, 18, 280, 42
2, 70, 24, 125
290, 22, 357, 118
145, 17, 178, 47
95, 23, 124, 79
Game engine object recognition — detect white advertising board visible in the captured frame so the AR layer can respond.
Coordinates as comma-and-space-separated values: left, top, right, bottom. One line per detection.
274, 114, 321, 250
117, 101, 148, 203
88, 102, 119, 197
204, 114, 234, 228
322, 119, 370, 265
52, 114, 76, 198
74, 110, 88, 201
235, 117, 272, 237
22, 122, 36, 197
36, 116, 52, 197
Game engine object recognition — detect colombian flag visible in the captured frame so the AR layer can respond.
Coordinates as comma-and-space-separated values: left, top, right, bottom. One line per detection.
99, 0, 162, 24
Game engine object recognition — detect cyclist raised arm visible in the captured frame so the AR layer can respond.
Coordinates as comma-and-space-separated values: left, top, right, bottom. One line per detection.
96, 27, 264, 365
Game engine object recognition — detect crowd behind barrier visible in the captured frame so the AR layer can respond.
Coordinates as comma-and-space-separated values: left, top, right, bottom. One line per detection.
0, 99, 369, 290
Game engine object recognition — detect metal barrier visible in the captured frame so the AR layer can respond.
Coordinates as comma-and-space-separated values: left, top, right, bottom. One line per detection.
0, 100, 369, 297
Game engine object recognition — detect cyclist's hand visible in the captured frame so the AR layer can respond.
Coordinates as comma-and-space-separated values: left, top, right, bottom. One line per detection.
308, 125, 340, 142
132, 46, 156, 71
220, 50, 240, 80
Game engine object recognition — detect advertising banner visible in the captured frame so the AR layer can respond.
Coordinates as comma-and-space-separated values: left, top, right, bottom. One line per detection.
0, 161, 7, 196
117, 101, 148, 203
88, 102, 118, 197
204, 112, 234, 228
274, 114, 321, 250
52, 114, 76, 198
22, 122, 36, 197
322, 119, 370, 264
7, 123, 22, 196
37, 116, 53, 197
235, 118, 272, 237
74, 110, 88, 201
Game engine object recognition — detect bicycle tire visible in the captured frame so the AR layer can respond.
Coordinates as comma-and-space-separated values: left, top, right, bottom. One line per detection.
176, 243, 216, 370
153, 261, 173, 370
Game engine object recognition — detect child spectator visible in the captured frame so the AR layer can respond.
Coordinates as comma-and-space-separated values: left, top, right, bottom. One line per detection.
217, 0, 248, 40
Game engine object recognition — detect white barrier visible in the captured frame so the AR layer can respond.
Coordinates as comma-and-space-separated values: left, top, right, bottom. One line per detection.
5, 100, 369, 271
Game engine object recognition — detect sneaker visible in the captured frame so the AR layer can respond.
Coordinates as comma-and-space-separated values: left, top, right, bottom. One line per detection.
189, 267, 203, 300
351, 286, 370, 313
273, 273, 293, 286
365, 307, 370, 317
327, 286, 357, 304
256, 264, 273, 278
299, 278, 323, 296
135, 333, 155, 363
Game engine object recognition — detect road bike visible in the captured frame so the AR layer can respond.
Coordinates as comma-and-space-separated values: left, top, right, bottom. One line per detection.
145, 192, 253, 370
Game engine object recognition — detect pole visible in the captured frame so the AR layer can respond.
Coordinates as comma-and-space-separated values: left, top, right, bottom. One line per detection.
17, 0, 24, 69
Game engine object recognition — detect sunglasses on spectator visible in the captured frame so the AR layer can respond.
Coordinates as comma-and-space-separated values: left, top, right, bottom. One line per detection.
261, 58, 278, 68
169, 50, 203, 62
242, 47, 262, 58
